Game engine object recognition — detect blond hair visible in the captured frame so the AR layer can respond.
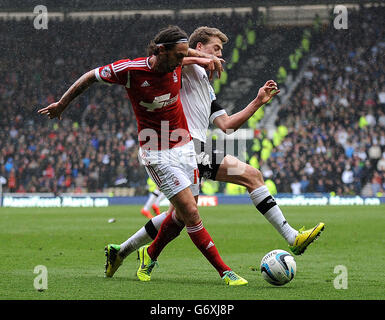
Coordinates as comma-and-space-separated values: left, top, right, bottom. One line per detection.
189, 26, 228, 49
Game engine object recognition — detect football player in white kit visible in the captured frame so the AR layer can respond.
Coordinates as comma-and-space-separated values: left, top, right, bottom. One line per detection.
39, 25, 250, 286
106, 27, 325, 277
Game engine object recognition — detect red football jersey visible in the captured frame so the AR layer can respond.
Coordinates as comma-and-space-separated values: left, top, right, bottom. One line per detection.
94, 57, 191, 150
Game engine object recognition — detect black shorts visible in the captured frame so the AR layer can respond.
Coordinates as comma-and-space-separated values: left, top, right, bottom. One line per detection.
193, 138, 226, 181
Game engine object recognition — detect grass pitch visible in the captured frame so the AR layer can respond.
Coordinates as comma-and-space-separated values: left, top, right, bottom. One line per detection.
1, 204, 384, 300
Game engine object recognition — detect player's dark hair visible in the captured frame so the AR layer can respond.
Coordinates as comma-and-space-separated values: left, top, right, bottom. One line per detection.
147, 25, 188, 56
189, 26, 228, 49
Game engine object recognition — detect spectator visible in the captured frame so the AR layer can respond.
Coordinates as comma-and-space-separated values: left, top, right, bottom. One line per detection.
378, 110, 385, 127
268, 6, 385, 195
341, 165, 354, 191
368, 143, 382, 167
315, 179, 326, 193
365, 109, 376, 127
370, 171, 382, 195
378, 86, 385, 109
1, 8, 384, 196
377, 154, 385, 172
299, 175, 309, 193
290, 179, 301, 195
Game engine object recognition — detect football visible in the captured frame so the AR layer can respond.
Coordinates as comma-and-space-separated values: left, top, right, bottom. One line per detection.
260, 249, 296, 286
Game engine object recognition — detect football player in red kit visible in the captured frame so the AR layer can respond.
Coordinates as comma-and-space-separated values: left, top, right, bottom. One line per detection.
38, 25, 247, 286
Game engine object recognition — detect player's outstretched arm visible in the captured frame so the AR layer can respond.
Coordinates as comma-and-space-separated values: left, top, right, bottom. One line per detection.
182, 57, 216, 72
213, 80, 280, 133
37, 70, 97, 120
187, 48, 224, 80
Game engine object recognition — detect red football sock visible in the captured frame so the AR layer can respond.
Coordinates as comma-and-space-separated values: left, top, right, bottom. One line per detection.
147, 211, 184, 260
186, 220, 231, 277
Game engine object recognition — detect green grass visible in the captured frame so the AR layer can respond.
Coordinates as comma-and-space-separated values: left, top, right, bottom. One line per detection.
0, 204, 384, 300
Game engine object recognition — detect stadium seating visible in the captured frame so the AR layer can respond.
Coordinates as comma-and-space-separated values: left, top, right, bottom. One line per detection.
0, 11, 255, 194
1, 6, 384, 197
262, 6, 385, 195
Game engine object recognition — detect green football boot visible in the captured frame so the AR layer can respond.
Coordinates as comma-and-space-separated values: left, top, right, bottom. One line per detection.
104, 244, 123, 278
222, 270, 248, 286
289, 222, 325, 255
136, 245, 158, 282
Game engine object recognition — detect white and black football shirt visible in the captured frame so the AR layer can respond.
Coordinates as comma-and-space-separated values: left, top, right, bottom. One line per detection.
180, 64, 227, 143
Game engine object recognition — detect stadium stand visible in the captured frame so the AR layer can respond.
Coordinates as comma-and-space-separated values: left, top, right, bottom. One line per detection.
262, 6, 385, 196
0, 11, 255, 195
1, 4, 384, 197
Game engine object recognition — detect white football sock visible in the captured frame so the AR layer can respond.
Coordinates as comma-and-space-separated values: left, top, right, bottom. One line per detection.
119, 211, 168, 258
119, 227, 152, 259
249, 185, 298, 245
151, 211, 169, 229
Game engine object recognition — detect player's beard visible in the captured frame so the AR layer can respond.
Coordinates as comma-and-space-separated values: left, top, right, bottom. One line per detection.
155, 54, 176, 73
165, 55, 176, 73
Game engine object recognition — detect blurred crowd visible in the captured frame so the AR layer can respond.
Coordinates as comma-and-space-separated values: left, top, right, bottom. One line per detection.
1, 7, 384, 196
264, 6, 385, 196
0, 13, 246, 194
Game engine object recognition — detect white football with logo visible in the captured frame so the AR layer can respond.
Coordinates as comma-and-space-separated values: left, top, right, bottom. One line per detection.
260, 249, 296, 286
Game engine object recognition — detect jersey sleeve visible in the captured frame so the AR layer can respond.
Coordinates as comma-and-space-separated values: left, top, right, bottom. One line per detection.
94, 59, 130, 86
209, 100, 227, 123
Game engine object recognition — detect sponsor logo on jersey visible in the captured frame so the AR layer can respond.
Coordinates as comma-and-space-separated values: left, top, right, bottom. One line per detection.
139, 93, 178, 111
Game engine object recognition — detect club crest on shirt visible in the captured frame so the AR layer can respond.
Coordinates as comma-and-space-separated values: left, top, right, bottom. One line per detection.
101, 66, 112, 78
172, 175, 180, 186
173, 71, 178, 83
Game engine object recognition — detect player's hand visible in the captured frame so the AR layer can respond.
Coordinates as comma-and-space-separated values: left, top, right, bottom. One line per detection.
256, 80, 280, 105
192, 57, 215, 72
209, 56, 225, 81
37, 101, 65, 120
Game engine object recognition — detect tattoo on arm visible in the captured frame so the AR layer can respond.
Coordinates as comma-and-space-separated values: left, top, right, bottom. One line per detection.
60, 71, 97, 107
